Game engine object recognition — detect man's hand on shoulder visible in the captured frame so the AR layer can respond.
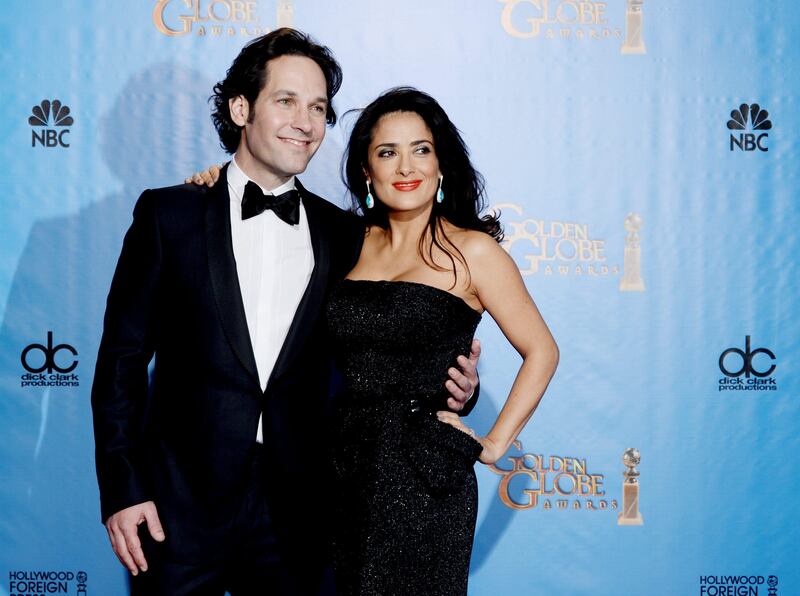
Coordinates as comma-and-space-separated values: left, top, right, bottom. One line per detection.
105, 501, 165, 576
445, 338, 481, 411
184, 163, 224, 187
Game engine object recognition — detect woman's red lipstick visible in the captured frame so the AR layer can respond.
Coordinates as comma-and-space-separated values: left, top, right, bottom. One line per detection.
392, 180, 422, 191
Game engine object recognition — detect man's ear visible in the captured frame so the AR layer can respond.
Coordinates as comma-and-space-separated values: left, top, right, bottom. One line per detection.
229, 95, 249, 127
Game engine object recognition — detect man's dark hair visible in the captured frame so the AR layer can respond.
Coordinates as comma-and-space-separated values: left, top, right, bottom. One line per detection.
211, 28, 343, 154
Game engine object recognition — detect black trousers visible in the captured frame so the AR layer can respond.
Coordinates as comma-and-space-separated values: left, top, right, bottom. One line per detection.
130, 445, 310, 596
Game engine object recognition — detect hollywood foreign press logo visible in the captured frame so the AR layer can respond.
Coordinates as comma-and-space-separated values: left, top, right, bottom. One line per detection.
727, 103, 772, 152
699, 574, 777, 595
7, 570, 87, 595
29, 99, 73, 148
718, 335, 777, 393
19, 331, 79, 388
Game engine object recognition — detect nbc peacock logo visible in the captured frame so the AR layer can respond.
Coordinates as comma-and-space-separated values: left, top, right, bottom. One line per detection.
28, 99, 73, 148
727, 103, 772, 152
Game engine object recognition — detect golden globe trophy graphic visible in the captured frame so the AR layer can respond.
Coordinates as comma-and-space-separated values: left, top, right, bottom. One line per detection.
621, 0, 646, 54
619, 213, 645, 292
277, 0, 294, 28
617, 448, 644, 525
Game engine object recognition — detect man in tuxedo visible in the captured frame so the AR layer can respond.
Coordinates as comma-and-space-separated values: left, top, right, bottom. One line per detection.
92, 29, 478, 595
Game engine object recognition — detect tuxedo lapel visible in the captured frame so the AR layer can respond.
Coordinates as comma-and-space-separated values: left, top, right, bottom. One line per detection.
268, 179, 331, 385
205, 165, 261, 389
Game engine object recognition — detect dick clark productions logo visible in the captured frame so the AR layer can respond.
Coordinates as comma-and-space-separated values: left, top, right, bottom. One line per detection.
718, 336, 776, 392
29, 99, 73, 148
727, 103, 772, 152
20, 331, 79, 388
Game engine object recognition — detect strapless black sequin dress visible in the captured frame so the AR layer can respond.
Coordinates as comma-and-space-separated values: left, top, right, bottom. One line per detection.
326, 279, 483, 596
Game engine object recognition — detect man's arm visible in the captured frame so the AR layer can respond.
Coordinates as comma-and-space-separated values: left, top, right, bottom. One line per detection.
91, 190, 165, 575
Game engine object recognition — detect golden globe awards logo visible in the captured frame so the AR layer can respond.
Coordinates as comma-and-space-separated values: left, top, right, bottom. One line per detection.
498, 0, 647, 52
488, 441, 617, 511
152, 0, 294, 37
498, 0, 621, 43
493, 203, 646, 291
494, 203, 619, 278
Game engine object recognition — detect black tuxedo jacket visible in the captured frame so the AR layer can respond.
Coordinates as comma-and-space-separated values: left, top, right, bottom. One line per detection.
91, 166, 362, 572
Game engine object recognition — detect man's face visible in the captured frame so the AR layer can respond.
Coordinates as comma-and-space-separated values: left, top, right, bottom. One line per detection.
231, 54, 328, 188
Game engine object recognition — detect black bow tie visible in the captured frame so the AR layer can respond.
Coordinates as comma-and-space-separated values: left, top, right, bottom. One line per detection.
241, 180, 300, 225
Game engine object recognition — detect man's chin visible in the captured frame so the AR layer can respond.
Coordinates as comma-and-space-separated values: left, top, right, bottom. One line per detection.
269, 146, 321, 177
285, 163, 310, 176
286, 155, 319, 176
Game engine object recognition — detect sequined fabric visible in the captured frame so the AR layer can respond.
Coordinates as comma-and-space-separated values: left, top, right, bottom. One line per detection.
327, 279, 483, 596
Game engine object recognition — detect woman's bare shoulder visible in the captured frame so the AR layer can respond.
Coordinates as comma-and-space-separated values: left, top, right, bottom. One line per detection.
441, 223, 504, 262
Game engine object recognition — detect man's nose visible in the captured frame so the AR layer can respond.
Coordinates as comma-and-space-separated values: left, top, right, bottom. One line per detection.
292, 106, 312, 133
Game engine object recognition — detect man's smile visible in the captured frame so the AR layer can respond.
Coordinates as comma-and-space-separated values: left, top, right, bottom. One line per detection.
278, 136, 311, 147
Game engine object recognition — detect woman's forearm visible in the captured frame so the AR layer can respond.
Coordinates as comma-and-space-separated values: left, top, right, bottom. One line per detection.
483, 340, 559, 459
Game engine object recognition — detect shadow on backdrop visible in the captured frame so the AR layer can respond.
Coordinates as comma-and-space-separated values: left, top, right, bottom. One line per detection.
0, 63, 222, 594
469, 389, 516, 572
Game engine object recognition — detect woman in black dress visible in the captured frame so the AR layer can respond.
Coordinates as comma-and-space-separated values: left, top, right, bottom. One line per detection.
327, 87, 559, 595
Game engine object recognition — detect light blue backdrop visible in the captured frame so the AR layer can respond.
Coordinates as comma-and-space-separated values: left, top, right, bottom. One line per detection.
1, 1, 798, 595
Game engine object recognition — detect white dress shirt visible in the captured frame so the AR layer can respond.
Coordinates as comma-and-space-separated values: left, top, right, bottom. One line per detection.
227, 157, 314, 443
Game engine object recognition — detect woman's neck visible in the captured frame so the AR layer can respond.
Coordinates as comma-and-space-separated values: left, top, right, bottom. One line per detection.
382, 205, 434, 253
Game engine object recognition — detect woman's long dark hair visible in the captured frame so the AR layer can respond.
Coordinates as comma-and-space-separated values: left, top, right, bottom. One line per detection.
343, 87, 502, 286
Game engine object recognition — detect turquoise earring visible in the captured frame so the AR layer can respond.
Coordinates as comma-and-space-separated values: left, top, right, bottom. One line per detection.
365, 181, 375, 209
436, 175, 444, 204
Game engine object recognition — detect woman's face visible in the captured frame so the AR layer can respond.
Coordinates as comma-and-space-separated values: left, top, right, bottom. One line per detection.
365, 111, 440, 216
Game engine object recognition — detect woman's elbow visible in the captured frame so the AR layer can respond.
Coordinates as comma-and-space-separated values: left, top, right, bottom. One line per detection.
547, 339, 559, 375
521, 337, 559, 374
